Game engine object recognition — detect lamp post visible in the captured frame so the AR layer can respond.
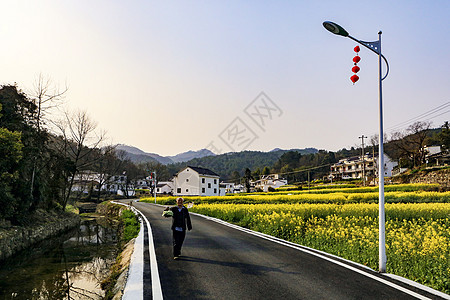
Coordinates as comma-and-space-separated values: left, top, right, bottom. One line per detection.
323, 21, 389, 273
152, 171, 157, 204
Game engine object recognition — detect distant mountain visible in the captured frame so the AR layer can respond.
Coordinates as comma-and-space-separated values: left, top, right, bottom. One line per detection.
168, 149, 215, 163
115, 144, 173, 164
115, 144, 215, 165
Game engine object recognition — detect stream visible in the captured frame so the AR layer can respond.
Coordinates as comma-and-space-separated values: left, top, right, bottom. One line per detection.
0, 217, 119, 299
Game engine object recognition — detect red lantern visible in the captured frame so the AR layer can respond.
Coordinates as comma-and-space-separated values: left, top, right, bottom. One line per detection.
350, 74, 359, 84
352, 65, 360, 73
353, 56, 361, 63
354, 46, 360, 53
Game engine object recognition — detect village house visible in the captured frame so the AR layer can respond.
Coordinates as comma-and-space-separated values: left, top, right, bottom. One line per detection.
156, 181, 174, 194
219, 182, 236, 195
173, 166, 220, 196
71, 170, 131, 195
329, 153, 398, 181
424, 145, 450, 166
253, 174, 288, 192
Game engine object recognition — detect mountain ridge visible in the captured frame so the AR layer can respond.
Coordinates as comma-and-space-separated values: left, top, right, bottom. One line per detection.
115, 144, 216, 165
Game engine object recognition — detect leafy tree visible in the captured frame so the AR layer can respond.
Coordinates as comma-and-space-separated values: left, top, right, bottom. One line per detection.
244, 168, 252, 193
438, 121, 450, 150
0, 124, 23, 219
53, 110, 105, 209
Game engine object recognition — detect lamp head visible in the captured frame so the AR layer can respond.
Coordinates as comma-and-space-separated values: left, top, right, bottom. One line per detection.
323, 21, 349, 37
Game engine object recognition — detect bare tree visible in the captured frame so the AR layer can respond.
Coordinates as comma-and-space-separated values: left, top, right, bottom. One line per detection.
389, 121, 432, 167
29, 74, 68, 199
31, 73, 68, 131
93, 147, 129, 202
53, 110, 106, 209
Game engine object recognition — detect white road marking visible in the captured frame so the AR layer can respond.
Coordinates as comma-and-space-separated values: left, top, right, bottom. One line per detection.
112, 201, 164, 300
192, 212, 449, 300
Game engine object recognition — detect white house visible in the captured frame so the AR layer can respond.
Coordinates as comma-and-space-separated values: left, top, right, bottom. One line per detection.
220, 182, 236, 195
173, 166, 220, 196
233, 184, 245, 193
424, 145, 442, 156
70, 170, 133, 195
254, 174, 288, 192
71, 170, 100, 193
156, 181, 174, 194
330, 153, 398, 180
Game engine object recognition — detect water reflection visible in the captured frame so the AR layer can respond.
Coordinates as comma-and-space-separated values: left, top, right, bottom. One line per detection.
0, 218, 119, 299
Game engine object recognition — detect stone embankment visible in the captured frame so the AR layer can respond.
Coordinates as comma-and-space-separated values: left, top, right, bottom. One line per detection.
395, 168, 450, 190
97, 201, 137, 299
0, 209, 80, 261
410, 168, 449, 187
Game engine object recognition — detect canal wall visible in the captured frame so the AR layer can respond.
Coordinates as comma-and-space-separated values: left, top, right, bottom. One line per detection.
0, 209, 80, 262
97, 201, 137, 299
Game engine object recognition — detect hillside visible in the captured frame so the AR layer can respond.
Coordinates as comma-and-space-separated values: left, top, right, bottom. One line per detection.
166, 148, 318, 180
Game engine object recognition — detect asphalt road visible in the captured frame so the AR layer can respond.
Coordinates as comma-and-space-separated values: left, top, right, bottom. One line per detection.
127, 201, 446, 300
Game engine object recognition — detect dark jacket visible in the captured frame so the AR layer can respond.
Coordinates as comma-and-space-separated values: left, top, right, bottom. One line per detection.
170, 206, 192, 231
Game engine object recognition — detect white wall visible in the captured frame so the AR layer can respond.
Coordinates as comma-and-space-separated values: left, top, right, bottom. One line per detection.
173, 167, 220, 196
199, 176, 219, 196
174, 168, 200, 196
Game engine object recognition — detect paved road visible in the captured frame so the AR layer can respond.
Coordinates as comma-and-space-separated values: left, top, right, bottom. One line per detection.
125, 201, 446, 300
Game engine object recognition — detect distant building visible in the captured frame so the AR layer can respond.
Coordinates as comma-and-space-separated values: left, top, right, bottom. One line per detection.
253, 174, 288, 192
424, 145, 442, 156
71, 170, 130, 194
173, 166, 220, 196
233, 184, 245, 193
330, 153, 397, 180
156, 181, 174, 194
220, 182, 236, 195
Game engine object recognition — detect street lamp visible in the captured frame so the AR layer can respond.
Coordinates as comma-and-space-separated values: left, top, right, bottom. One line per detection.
152, 171, 157, 204
323, 21, 390, 273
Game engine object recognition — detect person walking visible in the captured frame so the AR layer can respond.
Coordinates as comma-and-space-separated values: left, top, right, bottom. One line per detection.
164, 197, 192, 259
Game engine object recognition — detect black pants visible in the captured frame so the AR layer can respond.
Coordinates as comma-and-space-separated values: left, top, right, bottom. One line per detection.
173, 230, 186, 257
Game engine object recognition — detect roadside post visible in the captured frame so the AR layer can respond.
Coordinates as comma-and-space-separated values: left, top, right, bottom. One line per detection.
322, 21, 390, 272
152, 171, 157, 204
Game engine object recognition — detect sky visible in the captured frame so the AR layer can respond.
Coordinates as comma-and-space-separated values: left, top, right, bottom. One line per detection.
1, 0, 449, 156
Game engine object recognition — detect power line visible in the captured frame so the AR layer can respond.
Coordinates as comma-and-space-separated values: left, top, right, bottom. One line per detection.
423, 109, 450, 123
386, 101, 449, 132
271, 163, 333, 177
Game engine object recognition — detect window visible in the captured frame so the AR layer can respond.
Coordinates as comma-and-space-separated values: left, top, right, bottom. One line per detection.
214, 188, 217, 194
177, 188, 181, 193
202, 188, 205, 193
186, 189, 189, 192
202, 178, 205, 183
186, 179, 189, 182
214, 179, 217, 184
208, 183, 211, 188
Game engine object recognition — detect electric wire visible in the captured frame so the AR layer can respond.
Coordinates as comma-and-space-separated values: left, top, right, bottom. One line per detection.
386, 101, 449, 132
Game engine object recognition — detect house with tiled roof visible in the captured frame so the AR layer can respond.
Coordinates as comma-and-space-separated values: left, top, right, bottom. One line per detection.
173, 166, 220, 196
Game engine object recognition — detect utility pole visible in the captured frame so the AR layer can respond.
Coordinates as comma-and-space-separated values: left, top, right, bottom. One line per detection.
153, 171, 157, 204
359, 135, 367, 186
308, 171, 310, 192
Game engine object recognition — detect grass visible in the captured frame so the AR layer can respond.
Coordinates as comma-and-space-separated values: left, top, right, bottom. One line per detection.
120, 209, 140, 243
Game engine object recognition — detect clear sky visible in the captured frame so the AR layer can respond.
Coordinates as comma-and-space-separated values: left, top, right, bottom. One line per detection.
1, 1, 449, 156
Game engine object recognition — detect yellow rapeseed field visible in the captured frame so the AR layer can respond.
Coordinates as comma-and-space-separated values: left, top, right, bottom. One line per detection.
189, 202, 450, 293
